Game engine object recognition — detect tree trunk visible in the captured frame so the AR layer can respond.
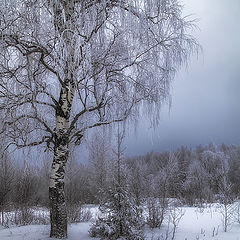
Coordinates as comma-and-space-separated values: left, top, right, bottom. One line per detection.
49, 86, 74, 238
49, 133, 69, 238
49, 145, 68, 238
48, 2, 76, 237
49, 187, 67, 238
1, 208, 4, 226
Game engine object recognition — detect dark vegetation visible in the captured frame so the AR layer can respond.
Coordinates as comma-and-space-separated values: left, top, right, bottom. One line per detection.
1, 143, 239, 218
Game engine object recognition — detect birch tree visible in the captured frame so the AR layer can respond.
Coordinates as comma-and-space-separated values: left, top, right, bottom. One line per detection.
0, 0, 198, 238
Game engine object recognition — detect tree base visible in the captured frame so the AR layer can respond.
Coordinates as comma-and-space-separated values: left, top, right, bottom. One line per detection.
49, 187, 67, 239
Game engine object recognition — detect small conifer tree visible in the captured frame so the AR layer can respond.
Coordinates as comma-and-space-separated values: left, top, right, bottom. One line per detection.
89, 127, 144, 239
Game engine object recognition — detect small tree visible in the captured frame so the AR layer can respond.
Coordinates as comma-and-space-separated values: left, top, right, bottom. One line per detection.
89, 127, 144, 239
216, 152, 234, 232
146, 153, 178, 229
167, 206, 185, 240
183, 157, 210, 206
202, 149, 235, 232
88, 127, 112, 202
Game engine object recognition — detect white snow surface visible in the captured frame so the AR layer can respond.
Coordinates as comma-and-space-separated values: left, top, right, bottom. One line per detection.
0, 204, 240, 240
0, 223, 98, 240
146, 204, 240, 240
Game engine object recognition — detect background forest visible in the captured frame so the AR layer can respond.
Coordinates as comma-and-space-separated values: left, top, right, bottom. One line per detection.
1, 136, 240, 228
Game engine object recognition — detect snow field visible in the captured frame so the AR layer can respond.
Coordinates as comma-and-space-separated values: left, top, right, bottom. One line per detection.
0, 204, 240, 240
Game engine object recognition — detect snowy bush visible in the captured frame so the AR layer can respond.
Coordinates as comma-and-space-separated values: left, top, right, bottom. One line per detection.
1, 207, 49, 227
67, 204, 92, 223
89, 217, 144, 240
146, 198, 166, 229
234, 201, 240, 224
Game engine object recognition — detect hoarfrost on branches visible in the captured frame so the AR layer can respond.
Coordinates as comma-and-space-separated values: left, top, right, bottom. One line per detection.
0, 0, 199, 238
0, 0, 198, 148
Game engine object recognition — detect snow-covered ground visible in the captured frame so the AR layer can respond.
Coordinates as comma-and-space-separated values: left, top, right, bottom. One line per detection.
176, 206, 238, 240
0, 204, 240, 240
0, 223, 95, 240
147, 204, 240, 240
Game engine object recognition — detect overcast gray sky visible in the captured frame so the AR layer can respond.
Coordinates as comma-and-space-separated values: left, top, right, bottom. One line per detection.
125, 0, 240, 156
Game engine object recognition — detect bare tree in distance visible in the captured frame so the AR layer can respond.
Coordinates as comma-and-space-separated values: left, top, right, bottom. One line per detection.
0, 147, 15, 226
88, 126, 112, 202
0, 0, 199, 238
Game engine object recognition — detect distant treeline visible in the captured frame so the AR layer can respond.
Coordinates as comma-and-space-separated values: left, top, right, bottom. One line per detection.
0, 143, 240, 210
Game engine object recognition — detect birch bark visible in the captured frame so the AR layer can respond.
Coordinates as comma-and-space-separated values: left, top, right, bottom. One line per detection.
49, 83, 75, 238
48, 1, 76, 237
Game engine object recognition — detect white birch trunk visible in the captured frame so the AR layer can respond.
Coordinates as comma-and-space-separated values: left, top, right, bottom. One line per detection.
49, 83, 74, 238
49, 1, 76, 238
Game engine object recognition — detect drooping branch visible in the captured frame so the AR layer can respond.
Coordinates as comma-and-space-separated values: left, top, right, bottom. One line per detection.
0, 0, 199, 153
